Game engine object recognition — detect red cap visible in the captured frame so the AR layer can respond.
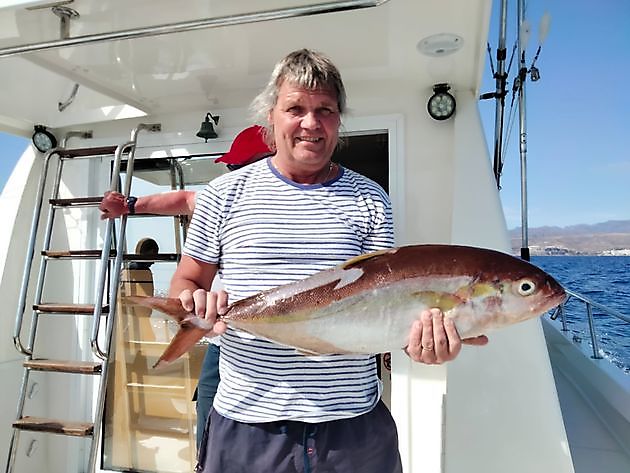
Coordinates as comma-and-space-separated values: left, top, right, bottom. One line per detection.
214, 125, 272, 165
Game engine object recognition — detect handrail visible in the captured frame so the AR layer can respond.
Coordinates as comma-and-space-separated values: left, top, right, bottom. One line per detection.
89, 141, 133, 360
170, 159, 187, 253
0, 0, 389, 58
88, 122, 161, 473
13, 148, 60, 355
565, 289, 630, 324
551, 288, 630, 360
90, 123, 161, 359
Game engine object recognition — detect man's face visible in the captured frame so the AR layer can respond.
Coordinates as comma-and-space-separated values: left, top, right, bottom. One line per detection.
268, 81, 340, 171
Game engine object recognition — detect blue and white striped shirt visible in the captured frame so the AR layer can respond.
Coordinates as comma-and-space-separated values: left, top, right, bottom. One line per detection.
184, 157, 394, 423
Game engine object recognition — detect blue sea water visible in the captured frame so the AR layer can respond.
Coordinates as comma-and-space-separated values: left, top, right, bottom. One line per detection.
532, 256, 630, 373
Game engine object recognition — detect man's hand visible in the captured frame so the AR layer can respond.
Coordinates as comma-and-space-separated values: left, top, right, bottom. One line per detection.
178, 288, 229, 335
405, 308, 488, 365
99, 191, 127, 219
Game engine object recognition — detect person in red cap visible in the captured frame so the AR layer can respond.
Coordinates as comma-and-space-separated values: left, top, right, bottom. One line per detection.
99, 125, 272, 219
98, 125, 272, 452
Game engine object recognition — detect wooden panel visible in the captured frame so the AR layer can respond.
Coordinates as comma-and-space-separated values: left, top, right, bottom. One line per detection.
42, 249, 115, 259
24, 359, 102, 374
33, 303, 109, 314
13, 417, 94, 437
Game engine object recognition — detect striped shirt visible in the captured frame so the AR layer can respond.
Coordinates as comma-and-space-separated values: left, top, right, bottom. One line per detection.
184, 157, 394, 423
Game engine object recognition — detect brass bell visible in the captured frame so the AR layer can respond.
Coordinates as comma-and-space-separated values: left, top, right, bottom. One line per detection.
196, 113, 220, 141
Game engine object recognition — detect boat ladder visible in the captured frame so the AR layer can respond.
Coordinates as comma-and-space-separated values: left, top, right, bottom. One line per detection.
4, 123, 182, 473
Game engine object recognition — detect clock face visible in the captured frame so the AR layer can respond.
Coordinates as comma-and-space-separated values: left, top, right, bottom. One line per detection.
32, 130, 56, 152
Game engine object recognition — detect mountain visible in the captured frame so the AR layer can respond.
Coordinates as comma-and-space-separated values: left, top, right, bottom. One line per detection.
509, 220, 630, 255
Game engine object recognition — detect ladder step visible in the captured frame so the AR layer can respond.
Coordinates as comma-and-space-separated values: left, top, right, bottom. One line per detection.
13, 417, 94, 437
24, 359, 102, 374
42, 250, 115, 259
49, 197, 102, 208
41, 250, 178, 262
58, 146, 118, 158
33, 303, 109, 315
125, 253, 179, 262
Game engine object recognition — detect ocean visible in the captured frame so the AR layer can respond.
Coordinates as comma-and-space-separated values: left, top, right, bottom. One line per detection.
532, 256, 630, 373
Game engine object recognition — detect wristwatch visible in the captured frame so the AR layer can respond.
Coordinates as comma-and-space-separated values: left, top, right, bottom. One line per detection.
126, 196, 138, 215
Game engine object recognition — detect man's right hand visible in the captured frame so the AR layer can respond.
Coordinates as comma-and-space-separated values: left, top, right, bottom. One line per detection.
179, 288, 229, 335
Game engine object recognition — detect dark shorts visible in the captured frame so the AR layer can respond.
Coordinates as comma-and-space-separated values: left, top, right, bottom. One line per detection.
193, 344, 221, 450
196, 400, 402, 473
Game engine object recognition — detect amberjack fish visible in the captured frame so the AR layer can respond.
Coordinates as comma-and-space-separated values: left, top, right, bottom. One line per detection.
124, 244, 566, 367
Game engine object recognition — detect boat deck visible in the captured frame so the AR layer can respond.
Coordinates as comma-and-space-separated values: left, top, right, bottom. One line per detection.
545, 319, 630, 473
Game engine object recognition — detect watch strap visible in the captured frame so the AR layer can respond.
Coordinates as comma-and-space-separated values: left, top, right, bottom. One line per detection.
126, 196, 138, 215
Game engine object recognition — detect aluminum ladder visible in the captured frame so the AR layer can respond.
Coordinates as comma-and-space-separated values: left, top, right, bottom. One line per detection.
5, 123, 169, 473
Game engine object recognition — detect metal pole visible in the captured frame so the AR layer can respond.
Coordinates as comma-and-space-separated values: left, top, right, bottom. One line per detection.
585, 303, 603, 359
517, 0, 530, 261
492, 0, 508, 187
88, 123, 161, 473
0, 0, 389, 58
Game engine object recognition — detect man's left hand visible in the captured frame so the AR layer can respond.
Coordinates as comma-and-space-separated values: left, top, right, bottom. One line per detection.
405, 308, 488, 364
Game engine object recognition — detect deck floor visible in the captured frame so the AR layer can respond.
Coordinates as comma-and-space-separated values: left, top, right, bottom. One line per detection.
552, 360, 630, 473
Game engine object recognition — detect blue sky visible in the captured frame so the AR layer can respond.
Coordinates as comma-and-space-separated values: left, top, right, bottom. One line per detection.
1, 0, 629, 229
479, 0, 630, 228
0, 132, 28, 191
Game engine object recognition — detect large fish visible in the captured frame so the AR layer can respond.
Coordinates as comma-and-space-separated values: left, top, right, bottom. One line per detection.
124, 244, 566, 367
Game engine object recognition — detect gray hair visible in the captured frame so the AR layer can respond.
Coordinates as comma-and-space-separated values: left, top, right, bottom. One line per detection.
250, 49, 347, 147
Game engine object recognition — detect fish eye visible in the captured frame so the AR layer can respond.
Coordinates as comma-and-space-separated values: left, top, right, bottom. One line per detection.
516, 279, 537, 296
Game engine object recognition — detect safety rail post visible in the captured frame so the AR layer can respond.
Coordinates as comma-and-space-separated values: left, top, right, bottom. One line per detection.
585, 303, 603, 359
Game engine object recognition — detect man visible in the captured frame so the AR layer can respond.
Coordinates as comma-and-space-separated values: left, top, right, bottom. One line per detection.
170, 49, 487, 473
99, 125, 272, 451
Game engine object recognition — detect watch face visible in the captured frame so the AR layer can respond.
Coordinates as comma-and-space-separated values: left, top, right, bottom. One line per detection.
32, 130, 56, 152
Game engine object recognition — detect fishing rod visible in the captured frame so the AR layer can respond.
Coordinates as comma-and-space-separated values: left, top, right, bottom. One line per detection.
481, 2, 551, 260
516, 5, 551, 261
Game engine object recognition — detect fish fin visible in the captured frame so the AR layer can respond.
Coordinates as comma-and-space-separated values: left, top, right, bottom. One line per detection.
412, 291, 464, 312
123, 295, 191, 323
340, 248, 396, 269
454, 283, 496, 301
152, 325, 209, 368
124, 296, 216, 366
470, 282, 497, 298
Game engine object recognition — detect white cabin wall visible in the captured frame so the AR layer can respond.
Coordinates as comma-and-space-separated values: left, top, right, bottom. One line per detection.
0, 147, 39, 361
451, 92, 509, 249
0, 147, 50, 473
60, 107, 254, 152
347, 80, 456, 245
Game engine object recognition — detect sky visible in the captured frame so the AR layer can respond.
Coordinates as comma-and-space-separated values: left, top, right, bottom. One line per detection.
478, 0, 630, 228
1, 0, 629, 229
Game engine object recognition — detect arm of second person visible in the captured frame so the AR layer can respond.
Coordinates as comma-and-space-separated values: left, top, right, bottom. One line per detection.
100, 190, 197, 219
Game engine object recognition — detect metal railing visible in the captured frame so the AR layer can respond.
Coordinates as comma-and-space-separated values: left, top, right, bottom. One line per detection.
0, 0, 390, 58
550, 289, 630, 360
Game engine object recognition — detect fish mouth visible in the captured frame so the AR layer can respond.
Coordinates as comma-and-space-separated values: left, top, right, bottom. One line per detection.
538, 277, 567, 312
